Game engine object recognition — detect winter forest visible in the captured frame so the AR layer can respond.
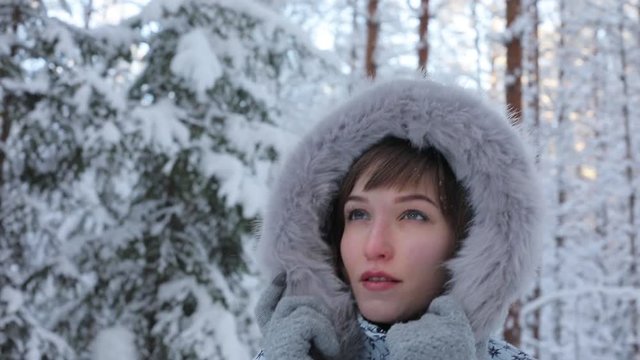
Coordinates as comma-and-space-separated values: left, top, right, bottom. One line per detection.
1, 0, 639, 359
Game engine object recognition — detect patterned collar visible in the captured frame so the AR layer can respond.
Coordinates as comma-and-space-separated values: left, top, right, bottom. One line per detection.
357, 314, 387, 338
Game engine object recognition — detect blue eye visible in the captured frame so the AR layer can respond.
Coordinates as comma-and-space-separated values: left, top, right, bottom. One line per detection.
400, 210, 427, 221
347, 209, 369, 221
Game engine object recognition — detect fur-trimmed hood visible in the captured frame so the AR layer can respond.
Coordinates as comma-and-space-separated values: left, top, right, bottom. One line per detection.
257, 79, 544, 357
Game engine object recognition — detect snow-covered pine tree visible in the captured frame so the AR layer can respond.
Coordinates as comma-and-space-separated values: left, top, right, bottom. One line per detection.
44, 0, 335, 358
0, 1, 136, 358
0, 2, 68, 358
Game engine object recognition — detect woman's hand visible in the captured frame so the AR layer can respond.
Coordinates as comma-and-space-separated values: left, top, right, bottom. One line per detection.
386, 295, 476, 360
255, 273, 340, 360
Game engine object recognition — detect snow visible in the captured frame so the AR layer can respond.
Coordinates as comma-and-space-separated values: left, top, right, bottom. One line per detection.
1, 73, 49, 94
0, 34, 11, 55
199, 151, 264, 215
131, 99, 190, 154
170, 28, 223, 101
200, 151, 242, 181
99, 121, 123, 144
214, 306, 251, 360
90, 24, 139, 48
73, 83, 92, 114
1, 286, 24, 314
141, 0, 187, 20
92, 326, 138, 360
42, 19, 82, 62
154, 277, 251, 360
82, 67, 128, 111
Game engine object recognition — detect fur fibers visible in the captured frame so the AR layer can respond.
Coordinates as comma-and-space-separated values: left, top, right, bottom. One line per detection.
257, 79, 545, 358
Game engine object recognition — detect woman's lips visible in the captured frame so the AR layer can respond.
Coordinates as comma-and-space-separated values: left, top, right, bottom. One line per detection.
360, 271, 400, 291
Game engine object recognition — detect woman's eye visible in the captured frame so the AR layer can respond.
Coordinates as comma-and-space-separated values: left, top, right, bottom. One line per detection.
400, 210, 427, 221
346, 209, 369, 221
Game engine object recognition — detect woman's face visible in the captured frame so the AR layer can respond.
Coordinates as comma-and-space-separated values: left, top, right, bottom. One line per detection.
340, 172, 455, 324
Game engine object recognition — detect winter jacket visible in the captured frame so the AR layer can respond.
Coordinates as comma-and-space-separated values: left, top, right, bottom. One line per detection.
255, 79, 544, 359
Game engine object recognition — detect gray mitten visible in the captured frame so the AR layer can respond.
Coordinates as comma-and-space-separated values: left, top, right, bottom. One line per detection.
386, 295, 476, 360
255, 273, 340, 360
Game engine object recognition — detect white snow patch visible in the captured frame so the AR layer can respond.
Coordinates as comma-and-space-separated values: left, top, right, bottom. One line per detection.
131, 99, 189, 154
0, 34, 10, 55
92, 326, 138, 360
73, 83, 92, 115
198, 150, 269, 217
141, 0, 187, 21
82, 67, 128, 111
200, 152, 244, 181
171, 28, 223, 101
100, 121, 122, 144
155, 277, 250, 360
42, 19, 82, 62
1, 286, 24, 313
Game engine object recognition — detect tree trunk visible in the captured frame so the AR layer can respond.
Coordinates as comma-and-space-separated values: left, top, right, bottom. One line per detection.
417, 0, 429, 72
503, 0, 524, 347
523, 1, 540, 353
349, 0, 360, 76
365, 0, 379, 79
504, 301, 522, 348
617, 3, 638, 357
348, 0, 361, 93
550, 1, 568, 358
471, 0, 482, 87
525, 0, 540, 143
505, 0, 523, 124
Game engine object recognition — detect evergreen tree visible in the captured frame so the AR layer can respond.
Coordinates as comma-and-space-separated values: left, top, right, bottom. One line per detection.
1, 0, 335, 357
0, 0, 135, 358
32, 0, 335, 358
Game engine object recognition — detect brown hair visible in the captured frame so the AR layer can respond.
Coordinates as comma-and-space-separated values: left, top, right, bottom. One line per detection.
325, 137, 473, 279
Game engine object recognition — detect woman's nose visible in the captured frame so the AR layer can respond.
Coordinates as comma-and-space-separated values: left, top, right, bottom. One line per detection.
363, 218, 394, 260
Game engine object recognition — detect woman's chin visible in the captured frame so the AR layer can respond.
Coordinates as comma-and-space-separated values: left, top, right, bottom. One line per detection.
359, 301, 426, 326
359, 304, 402, 325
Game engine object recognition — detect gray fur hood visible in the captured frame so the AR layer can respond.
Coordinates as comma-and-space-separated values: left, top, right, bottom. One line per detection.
257, 79, 544, 357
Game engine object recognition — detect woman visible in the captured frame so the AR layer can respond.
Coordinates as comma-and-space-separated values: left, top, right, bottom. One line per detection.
253, 79, 544, 359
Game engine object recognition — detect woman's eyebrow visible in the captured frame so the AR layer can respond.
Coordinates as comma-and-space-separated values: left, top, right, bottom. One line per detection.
395, 194, 439, 208
345, 195, 367, 203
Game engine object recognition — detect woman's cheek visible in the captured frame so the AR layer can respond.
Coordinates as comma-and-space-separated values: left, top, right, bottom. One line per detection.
339, 232, 357, 276
403, 238, 447, 265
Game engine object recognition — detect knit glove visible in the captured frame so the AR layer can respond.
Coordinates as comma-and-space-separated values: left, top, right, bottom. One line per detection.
255, 273, 340, 360
386, 295, 476, 360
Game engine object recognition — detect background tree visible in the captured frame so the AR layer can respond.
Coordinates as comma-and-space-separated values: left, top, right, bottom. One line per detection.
365, 0, 380, 78
2, 0, 336, 358
0, 0, 135, 357
417, 0, 430, 72
503, 0, 524, 348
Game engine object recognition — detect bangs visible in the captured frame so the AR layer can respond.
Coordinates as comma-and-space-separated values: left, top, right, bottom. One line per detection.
347, 138, 442, 194
361, 146, 440, 192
